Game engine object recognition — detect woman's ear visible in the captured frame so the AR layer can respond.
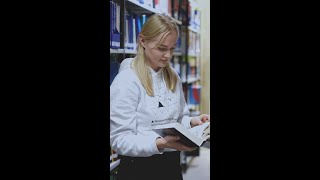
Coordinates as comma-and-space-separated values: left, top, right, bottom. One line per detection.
139, 34, 145, 48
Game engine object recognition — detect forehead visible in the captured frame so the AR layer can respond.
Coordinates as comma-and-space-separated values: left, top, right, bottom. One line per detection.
154, 31, 178, 47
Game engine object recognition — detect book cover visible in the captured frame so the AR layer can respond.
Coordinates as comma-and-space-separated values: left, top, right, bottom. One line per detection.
152, 122, 210, 148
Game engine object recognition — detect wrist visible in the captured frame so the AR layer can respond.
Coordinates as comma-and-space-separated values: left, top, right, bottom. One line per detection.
156, 137, 165, 149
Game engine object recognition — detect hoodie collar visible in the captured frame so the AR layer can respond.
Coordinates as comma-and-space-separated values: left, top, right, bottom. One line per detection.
149, 66, 163, 76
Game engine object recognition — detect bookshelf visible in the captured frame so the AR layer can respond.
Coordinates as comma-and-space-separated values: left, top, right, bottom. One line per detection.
110, 159, 120, 171
109, 0, 203, 175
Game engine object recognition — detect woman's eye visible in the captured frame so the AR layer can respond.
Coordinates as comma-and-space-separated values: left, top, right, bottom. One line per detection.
158, 47, 176, 51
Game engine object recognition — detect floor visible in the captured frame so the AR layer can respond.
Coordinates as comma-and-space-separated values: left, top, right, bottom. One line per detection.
182, 147, 210, 180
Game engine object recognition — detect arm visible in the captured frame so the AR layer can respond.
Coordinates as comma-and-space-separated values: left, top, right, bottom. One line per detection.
110, 72, 161, 157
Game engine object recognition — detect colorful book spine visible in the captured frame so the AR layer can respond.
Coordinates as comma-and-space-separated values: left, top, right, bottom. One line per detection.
110, 1, 120, 49
188, 84, 201, 105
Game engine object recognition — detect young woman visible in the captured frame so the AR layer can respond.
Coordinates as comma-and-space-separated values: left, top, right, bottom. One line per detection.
110, 13, 210, 180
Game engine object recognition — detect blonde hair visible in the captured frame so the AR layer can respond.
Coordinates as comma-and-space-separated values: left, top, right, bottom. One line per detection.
132, 14, 179, 96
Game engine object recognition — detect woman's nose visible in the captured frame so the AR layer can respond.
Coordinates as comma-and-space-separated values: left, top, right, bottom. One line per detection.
164, 50, 171, 58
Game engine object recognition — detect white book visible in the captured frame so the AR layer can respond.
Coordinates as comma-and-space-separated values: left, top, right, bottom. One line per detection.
132, 18, 136, 50
125, 18, 129, 49
152, 122, 210, 148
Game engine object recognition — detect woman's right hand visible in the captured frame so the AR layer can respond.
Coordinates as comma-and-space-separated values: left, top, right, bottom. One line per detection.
155, 136, 197, 152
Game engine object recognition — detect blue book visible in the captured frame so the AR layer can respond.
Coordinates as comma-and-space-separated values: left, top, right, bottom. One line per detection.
142, 14, 146, 25
110, 1, 113, 47
137, 15, 142, 35
188, 84, 201, 105
111, 2, 120, 49
110, 59, 119, 85
135, 14, 140, 39
128, 13, 133, 49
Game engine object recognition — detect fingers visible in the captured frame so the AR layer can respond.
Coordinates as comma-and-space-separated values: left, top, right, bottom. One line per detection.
179, 144, 197, 151
190, 117, 202, 127
172, 141, 197, 151
164, 135, 180, 142
163, 136, 197, 151
196, 119, 203, 125
200, 114, 210, 122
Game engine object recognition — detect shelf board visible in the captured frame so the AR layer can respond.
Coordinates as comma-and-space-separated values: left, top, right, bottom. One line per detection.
189, 0, 199, 8
110, 153, 118, 160
111, 49, 182, 56
110, 159, 120, 171
182, 76, 200, 84
110, 48, 124, 54
120, 49, 182, 56
190, 110, 201, 116
172, 18, 182, 25
188, 52, 197, 57
187, 76, 200, 83
173, 51, 183, 56
126, 0, 182, 25
124, 49, 137, 54
110, 48, 138, 55
188, 26, 200, 34
127, 0, 160, 14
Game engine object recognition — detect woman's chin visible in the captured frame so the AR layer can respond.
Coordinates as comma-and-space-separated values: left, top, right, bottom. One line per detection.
160, 61, 168, 66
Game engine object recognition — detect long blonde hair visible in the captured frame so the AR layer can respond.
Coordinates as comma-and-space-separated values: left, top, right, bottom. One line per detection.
132, 14, 179, 96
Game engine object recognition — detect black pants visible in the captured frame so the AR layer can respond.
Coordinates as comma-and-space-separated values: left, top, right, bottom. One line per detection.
118, 151, 183, 180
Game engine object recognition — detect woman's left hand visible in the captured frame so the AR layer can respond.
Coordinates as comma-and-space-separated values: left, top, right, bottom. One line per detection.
190, 114, 210, 128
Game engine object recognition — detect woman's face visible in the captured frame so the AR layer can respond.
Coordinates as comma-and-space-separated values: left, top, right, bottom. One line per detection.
140, 31, 178, 71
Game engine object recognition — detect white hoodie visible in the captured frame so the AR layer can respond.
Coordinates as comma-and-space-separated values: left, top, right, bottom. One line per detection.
110, 58, 193, 157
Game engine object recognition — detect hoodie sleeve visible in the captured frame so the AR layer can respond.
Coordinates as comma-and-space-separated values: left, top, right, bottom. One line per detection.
110, 71, 162, 157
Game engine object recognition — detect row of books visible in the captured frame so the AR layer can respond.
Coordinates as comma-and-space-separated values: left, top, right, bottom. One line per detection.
188, 1, 201, 31
110, 1, 121, 49
131, 0, 186, 22
124, 11, 148, 50
110, 0, 191, 50
188, 31, 201, 55
124, 10, 182, 51
170, 56, 199, 83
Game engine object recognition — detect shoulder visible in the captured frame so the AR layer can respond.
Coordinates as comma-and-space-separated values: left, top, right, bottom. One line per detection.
114, 58, 138, 83
111, 65, 143, 94
113, 68, 139, 85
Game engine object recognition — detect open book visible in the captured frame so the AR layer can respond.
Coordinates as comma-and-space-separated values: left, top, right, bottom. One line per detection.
152, 122, 210, 149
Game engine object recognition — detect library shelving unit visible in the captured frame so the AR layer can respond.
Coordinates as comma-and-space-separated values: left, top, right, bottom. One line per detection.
179, 0, 203, 171
109, 0, 202, 176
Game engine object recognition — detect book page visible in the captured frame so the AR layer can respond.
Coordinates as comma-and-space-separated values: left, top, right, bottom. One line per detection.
202, 125, 210, 141
189, 122, 210, 139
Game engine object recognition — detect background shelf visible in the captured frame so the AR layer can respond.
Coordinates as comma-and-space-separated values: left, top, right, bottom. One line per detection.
110, 159, 120, 171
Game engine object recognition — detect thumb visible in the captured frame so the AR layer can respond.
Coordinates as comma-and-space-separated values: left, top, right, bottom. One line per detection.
196, 118, 203, 125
